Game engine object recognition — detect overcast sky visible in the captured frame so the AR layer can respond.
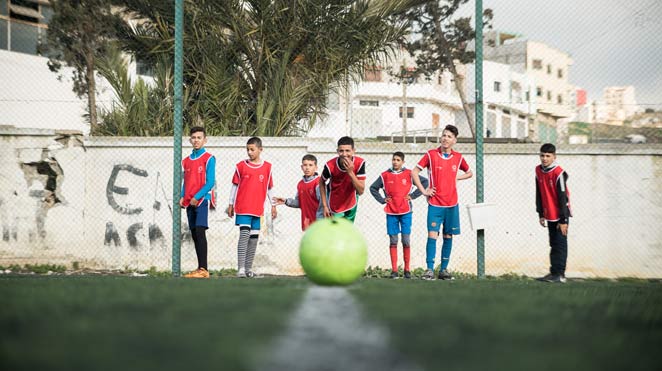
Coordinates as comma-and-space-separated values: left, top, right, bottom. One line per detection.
460, 0, 662, 108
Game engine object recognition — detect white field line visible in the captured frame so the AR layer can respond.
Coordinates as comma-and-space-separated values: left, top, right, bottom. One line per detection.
256, 285, 421, 371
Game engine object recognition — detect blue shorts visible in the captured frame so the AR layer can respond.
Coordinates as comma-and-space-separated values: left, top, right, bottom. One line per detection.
186, 199, 209, 229
235, 214, 261, 230
427, 204, 461, 235
386, 212, 412, 235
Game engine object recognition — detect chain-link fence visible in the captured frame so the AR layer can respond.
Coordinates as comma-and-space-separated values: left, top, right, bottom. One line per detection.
1, 0, 661, 278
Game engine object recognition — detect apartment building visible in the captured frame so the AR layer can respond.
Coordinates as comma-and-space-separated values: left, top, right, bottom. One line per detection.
483, 31, 575, 143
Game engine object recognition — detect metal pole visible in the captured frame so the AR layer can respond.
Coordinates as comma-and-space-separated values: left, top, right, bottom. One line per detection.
475, 0, 485, 279
172, 0, 184, 277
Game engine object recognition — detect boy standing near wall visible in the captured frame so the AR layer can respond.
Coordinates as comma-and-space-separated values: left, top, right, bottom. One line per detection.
412, 125, 472, 280
319, 136, 366, 223
273, 154, 323, 231
227, 137, 277, 278
535, 143, 572, 283
180, 126, 216, 279
370, 151, 428, 279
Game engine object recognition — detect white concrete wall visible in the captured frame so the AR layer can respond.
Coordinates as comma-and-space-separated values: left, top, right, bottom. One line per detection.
1, 128, 661, 278
0, 50, 116, 135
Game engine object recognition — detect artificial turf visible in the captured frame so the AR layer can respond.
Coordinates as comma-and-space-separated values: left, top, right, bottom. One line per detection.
351, 278, 662, 371
1, 276, 660, 371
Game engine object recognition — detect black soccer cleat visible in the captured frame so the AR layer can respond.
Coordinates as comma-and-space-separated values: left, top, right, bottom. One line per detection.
422, 269, 434, 280
390, 271, 399, 279
438, 269, 453, 280
404, 271, 412, 279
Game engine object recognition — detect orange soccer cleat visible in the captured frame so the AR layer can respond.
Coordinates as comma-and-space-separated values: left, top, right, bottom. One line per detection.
183, 268, 210, 279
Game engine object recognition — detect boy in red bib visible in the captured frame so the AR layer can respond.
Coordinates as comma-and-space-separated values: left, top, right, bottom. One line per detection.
535, 143, 572, 283
227, 137, 277, 278
412, 125, 472, 280
370, 152, 428, 279
180, 126, 216, 279
319, 136, 366, 223
273, 154, 323, 231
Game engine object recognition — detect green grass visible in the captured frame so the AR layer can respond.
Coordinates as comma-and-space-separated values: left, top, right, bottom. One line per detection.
0, 276, 308, 371
1, 276, 660, 371
351, 279, 662, 371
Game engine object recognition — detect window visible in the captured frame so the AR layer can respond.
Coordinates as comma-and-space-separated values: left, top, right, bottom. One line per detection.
1, 0, 52, 55
363, 67, 382, 82
359, 100, 379, 107
557, 94, 563, 104
547, 64, 552, 74
327, 91, 340, 110
399, 107, 414, 118
9, 0, 40, 24
547, 91, 552, 101
136, 59, 154, 77
493, 81, 501, 92
557, 68, 563, 79
536, 87, 542, 97
532, 59, 543, 70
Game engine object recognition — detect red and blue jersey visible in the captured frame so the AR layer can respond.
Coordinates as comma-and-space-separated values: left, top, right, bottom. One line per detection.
416, 148, 469, 207
536, 164, 572, 222
232, 160, 273, 216
297, 175, 320, 230
181, 148, 216, 208
322, 156, 366, 213
380, 168, 415, 215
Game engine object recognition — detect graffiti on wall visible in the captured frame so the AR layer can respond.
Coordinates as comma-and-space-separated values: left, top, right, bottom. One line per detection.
104, 164, 190, 250
0, 148, 64, 246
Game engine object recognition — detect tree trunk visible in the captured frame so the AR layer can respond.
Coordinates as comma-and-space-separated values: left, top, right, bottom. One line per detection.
430, 5, 476, 139
85, 49, 98, 131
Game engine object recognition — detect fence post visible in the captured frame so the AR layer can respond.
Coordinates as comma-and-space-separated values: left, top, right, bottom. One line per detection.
475, 0, 485, 279
172, 0, 184, 277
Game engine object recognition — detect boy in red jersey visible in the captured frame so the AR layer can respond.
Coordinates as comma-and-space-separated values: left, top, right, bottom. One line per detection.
319, 136, 366, 223
273, 154, 323, 231
370, 152, 428, 279
179, 126, 216, 279
535, 143, 572, 283
226, 137, 277, 278
412, 125, 472, 280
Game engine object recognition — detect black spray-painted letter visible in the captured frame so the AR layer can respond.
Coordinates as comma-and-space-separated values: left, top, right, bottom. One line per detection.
106, 164, 148, 215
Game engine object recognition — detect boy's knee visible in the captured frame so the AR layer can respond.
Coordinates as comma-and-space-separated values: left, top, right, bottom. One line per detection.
428, 231, 439, 239
443, 234, 452, 240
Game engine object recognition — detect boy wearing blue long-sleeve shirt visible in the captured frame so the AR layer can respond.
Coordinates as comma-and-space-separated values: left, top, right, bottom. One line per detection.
179, 126, 216, 278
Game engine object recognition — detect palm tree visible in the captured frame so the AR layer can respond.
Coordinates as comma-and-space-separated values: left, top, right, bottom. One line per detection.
108, 0, 427, 136
95, 44, 185, 136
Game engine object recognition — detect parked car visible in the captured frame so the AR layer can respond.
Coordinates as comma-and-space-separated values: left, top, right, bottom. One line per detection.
625, 134, 646, 144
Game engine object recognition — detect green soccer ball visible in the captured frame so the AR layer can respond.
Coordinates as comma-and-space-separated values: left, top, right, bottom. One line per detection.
299, 217, 368, 286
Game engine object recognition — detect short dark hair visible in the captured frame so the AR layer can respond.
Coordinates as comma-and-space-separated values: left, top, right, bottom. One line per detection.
393, 151, 405, 160
247, 136, 262, 147
302, 154, 317, 164
190, 126, 206, 136
540, 143, 556, 154
337, 136, 354, 148
443, 124, 459, 138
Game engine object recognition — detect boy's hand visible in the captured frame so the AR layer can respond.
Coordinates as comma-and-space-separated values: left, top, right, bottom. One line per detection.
341, 157, 354, 172
539, 218, 546, 227
558, 223, 568, 236
273, 197, 286, 205
405, 195, 412, 201
226, 205, 234, 217
190, 198, 199, 207
323, 205, 332, 218
272, 205, 278, 219
179, 198, 185, 208
384, 196, 392, 203
423, 187, 436, 197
